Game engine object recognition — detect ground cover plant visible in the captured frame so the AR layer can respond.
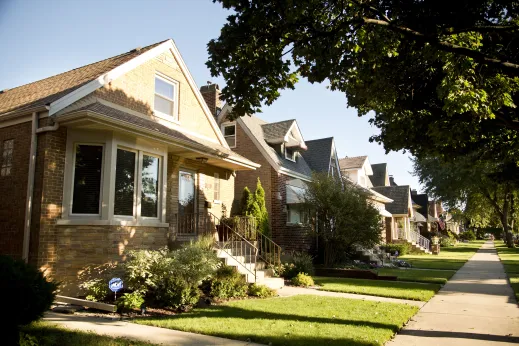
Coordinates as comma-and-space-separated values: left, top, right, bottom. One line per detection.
376, 268, 455, 285
134, 295, 418, 346
313, 277, 440, 301
495, 242, 519, 301
399, 241, 484, 270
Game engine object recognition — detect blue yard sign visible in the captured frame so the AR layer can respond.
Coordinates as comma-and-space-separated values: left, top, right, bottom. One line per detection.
109, 278, 123, 300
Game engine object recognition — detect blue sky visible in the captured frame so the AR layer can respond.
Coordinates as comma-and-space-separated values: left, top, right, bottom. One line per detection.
0, 0, 421, 191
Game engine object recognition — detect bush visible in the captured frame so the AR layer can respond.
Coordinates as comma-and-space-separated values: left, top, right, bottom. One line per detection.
440, 235, 456, 247
154, 277, 200, 310
248, 283, 276, 298
203, 266, 248, 300
291, 273, 314, 287
0, 255, 57, 343
382, 243, 410, 256
80, 278, 110, 302
116, 291, 145, 312
460, 230, 476, 241
282, 252, 314, 279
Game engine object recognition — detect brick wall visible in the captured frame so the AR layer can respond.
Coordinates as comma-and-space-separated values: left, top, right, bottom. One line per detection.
271, 171, 314, 252
0, 122, 31, 258
200, 83, 222, 118
231, 121, 272, 217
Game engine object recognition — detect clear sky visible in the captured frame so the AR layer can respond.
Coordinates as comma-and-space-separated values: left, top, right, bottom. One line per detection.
0, 0, 421, 191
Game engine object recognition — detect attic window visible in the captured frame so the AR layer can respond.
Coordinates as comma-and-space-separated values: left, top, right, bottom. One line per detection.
154, 75, 179, 122
285, 147, 296, 162
222, 124, 236, 148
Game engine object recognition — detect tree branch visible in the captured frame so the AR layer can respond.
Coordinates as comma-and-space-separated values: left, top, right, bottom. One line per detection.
442, 25, 519, 35
361, 18, 519, 75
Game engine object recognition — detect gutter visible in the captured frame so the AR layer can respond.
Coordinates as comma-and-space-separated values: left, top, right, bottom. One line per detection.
22, 111, 60, 263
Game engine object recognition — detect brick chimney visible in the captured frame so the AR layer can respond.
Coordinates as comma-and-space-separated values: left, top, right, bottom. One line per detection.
389, 175, 397, 186
200, 82, 222, 118
411, 189, 417, 195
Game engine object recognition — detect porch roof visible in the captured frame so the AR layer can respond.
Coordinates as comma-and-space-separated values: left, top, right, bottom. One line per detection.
56, 102, 260, 171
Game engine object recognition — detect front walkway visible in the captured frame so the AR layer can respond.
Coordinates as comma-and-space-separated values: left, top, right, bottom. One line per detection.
389, 241, 519, 345
43, 311, 263, 346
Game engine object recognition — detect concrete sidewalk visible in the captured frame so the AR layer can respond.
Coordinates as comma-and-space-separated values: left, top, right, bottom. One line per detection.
388, 241, 519, 345
43, 311, 263, 346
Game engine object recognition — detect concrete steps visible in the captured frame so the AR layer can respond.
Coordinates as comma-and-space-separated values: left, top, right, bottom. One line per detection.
215, 247, 284, 290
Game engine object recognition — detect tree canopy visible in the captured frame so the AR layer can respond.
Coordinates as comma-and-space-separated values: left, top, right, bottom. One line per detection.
208, 0, 519, 162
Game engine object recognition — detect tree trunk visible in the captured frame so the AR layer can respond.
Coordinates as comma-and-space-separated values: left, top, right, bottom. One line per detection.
501, 194, 515, 248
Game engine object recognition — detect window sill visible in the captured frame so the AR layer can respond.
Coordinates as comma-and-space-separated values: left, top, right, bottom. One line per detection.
213, 200, 222, 204
56, 219, 169, 228
153, 110, 180, 124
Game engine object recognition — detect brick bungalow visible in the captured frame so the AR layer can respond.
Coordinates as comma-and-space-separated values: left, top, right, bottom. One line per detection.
0, 39, 259, 294
204, 97, 342, 252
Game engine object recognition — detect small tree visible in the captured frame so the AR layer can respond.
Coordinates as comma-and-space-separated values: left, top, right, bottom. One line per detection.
304, 173, 382, 266
240, 186, 255, 215
254, 178, 270, 236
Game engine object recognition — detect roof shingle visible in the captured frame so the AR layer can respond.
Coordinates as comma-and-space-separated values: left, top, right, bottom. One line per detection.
261, 120, 295, 143
371, 163, 388, 187
371, 185, 411, 215
339, 156, 368, 170
301, 137, 334, 173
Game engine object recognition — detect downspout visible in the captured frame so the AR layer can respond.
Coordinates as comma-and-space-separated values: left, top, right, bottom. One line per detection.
22, 111, 59, 263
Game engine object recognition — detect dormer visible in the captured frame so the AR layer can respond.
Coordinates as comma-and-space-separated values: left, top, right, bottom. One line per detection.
339, 155, 373, 188
261, 119, 307, 162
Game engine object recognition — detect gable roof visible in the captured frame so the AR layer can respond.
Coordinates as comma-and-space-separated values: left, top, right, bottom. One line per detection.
371, 185, 411, 215
262, 120, 295, 143
371, 163, 388, 187
0, 41, 167, 117
411, 193, 429, 217
301, 137, 334, 173
339, 156, 368, 170
238, 114, 313, 180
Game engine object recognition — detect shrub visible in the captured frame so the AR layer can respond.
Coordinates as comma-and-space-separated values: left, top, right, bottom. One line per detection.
248, 283, 276, 298
460, 230, 476, 241
382, 243, 410, 256
80, 278, 110, 302
154, 277, 200, 310
116, 291, 145, 312
203, 266, 248, 300
282, 252, 314, 279
291, 273, 314, 287
0, 255, 57, 343
440, 235, 456, 247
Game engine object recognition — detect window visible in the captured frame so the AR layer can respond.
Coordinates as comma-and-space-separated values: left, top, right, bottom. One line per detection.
72, 144, 103, 214
1, 139, 14, 176
154, 75, 178, 121
285, 147, 296, 162
287, 204, 308, 224
213, 173, 220, 201
114, 148, 161, 219
223, 124, 236, 148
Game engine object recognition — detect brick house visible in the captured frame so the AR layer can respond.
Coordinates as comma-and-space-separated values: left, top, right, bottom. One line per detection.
206, 97, 341, 252
0, 39, 260, 294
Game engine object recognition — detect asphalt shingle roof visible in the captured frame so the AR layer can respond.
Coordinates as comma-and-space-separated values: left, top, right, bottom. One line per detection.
339, 156, 368, 170
370, 163, 387, 187
0, 40, 167, 116
261, 120, 295, 143
240, 115, 313, 177
372, 185, 411, 215
411, 193, 429, 218
301, 137, 334, 173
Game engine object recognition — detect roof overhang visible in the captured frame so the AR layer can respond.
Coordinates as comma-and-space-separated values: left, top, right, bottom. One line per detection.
56, 109, 259, 171
368, 188, 394, 203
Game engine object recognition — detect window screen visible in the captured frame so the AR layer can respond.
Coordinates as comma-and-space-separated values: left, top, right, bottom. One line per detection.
72, 144, 103, 214
154, 77, 176, 118
114, 149, 136, 216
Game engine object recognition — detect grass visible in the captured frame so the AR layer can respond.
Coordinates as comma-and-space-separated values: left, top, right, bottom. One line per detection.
376, 268, 456, 284
313, 277, 440, 301
134, 295, 418, 346
21, 321, 155, 345
399, 240, 485, 270
495, 241, 519, 301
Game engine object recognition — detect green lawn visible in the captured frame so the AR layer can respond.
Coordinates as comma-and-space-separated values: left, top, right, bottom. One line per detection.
134, 295, 418, 346
495, 242, 519, 301
313, 277, 441, 301
377, 268, 456, 284
400, 240, 485, 270
21, 321, 155, 345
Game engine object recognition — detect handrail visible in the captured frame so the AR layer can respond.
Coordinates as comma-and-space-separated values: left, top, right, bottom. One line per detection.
208, 212, 258, 281
255, 230, 282, 269
398, 228, 430, 250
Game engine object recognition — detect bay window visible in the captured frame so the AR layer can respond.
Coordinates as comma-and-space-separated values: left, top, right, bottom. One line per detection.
71, 144, 103, 214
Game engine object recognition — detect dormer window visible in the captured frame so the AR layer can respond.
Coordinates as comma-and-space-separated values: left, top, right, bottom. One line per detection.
154, 75, 179, 122
222, 124, 236, 148
285, 147, 296, 162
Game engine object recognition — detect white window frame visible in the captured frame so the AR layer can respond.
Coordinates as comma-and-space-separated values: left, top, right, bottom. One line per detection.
213, 172, 221, 203
154, 73, 179, 123
60, 130, 168, 227
222, 123, 236, 148
286, 204, 308, 225
285, 146, 296, 162
70, 142, 105, 217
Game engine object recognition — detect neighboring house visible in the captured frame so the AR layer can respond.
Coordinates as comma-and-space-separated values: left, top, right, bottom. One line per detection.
339, 156, 393, 241
410, 190, 429, 234
0, 39, 259, 294
211, 98, 342, 252
371, 185, 414, 242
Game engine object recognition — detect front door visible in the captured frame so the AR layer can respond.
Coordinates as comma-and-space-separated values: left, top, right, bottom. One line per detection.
178, 170, 196, 234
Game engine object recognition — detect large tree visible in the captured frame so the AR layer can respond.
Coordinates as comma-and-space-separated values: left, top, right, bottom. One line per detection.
208, 0, 519, 162
413, 154, 518, 247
